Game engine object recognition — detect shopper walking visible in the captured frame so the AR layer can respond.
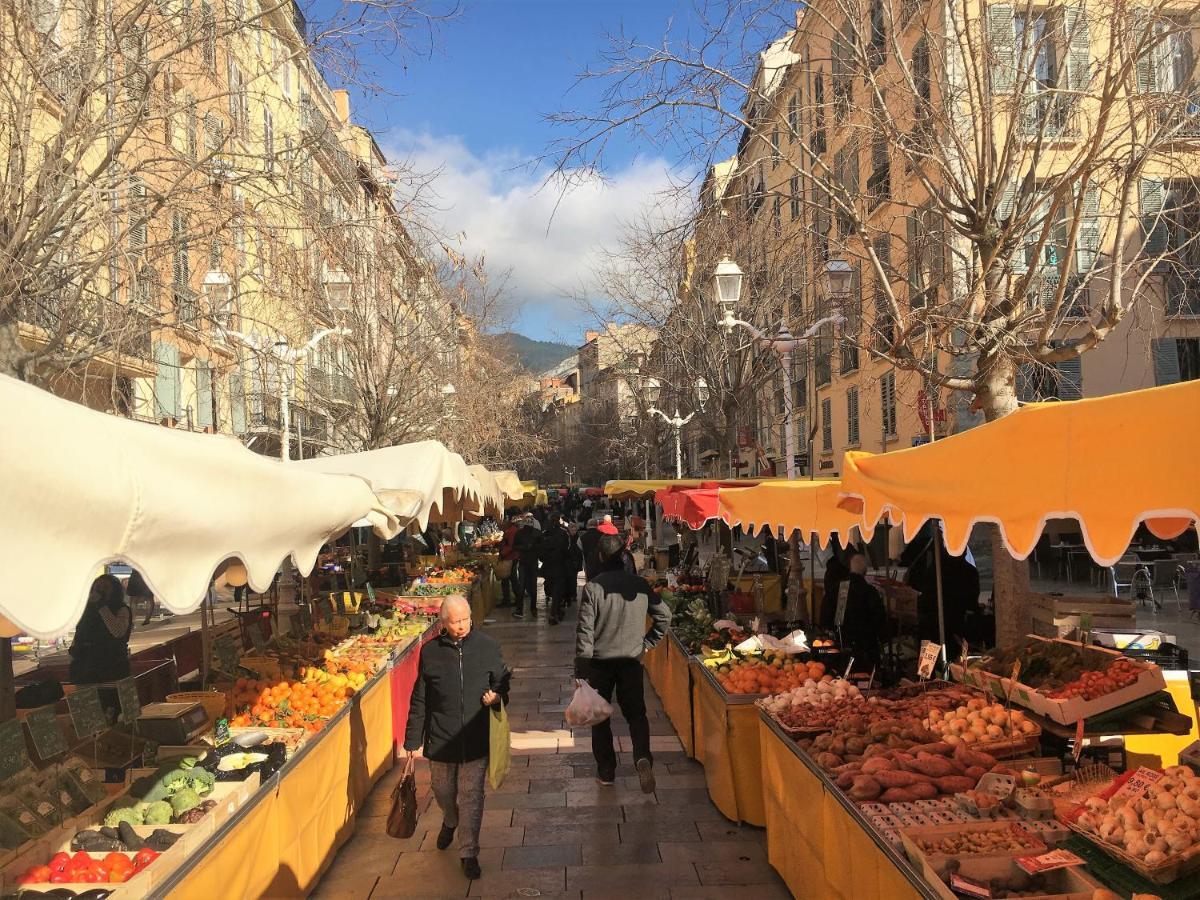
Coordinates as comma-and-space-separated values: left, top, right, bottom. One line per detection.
513, 515, 541, 619
497, 513, 523, 608
580, 519, 602, 582
574, 535, 672, 790
538, 515, 572, 625
405, 597, 511, 881
566, 523, 584, 606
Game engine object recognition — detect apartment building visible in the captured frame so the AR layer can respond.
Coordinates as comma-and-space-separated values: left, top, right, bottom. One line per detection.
699, 0, 1200, 478
6, 0, 452, 458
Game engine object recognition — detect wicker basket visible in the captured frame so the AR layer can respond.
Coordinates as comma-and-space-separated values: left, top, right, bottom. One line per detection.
167, 690, 227, 723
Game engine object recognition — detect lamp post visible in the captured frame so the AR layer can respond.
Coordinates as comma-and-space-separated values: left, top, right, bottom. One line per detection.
440, 383, 457, 451
643, 373, 707, 480
713, 257, 844, 622
224, 326, 350, 461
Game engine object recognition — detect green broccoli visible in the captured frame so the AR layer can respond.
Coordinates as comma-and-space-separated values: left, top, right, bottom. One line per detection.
169, 788, 201, 816
142, 801, 173, 826
141, 763, 190, 802
188, 769, 215, 796
103, 806, 144, 829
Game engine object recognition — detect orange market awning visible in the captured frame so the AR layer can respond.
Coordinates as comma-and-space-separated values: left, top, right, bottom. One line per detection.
838, 380, 1200, 566
717, 479, 863, 547
656, 485, 721, 530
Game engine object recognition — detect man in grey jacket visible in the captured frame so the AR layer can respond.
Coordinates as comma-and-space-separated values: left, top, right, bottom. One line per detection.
574, 534, 672, 790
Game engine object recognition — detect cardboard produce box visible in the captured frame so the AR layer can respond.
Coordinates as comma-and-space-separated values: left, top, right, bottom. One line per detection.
950, 636, 1166, 725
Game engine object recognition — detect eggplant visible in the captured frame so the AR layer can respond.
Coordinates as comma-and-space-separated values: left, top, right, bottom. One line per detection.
75, 891, 113, 900
117, 820, 144, 851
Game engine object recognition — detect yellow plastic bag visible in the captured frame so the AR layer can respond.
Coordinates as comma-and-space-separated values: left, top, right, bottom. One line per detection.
488, 704, 511, 790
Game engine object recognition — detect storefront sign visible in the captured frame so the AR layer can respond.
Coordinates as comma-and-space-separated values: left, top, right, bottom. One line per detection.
819, 459, 835, 470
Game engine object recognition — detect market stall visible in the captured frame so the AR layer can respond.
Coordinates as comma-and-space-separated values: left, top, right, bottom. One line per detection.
0, 376, 522, 897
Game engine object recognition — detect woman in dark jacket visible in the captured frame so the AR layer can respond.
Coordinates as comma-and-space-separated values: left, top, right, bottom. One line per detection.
404, 597, 511, 880
69, 574, 133, 683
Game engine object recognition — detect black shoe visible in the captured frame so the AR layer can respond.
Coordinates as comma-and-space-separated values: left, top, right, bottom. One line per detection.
436, 824, 456, 850
596, 773, 615, 786
461, 857, 481, 879
512, 611, 524, 619
635, 758, 656, 794
549, 617, 560, 626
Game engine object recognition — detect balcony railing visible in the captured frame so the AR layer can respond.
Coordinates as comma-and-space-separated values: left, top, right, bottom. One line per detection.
306, 366, 329, 399
174, 285, 200, 327
1159, 99, 1200, 139
1021, 93, 1078, 140
246, 393, 282, 430
17, 295, 153, 360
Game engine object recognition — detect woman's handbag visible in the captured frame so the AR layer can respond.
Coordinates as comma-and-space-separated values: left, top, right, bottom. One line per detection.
386, 756, 419, 839
494, 558, 513, 579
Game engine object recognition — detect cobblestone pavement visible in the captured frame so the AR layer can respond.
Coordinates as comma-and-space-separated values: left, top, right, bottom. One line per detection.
312, 591, 791, 899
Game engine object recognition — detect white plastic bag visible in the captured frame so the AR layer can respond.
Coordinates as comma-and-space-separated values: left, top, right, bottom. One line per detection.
564, 679, 613, 727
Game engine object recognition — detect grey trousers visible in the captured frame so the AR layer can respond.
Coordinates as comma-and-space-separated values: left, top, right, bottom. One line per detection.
428, 757, 488, 859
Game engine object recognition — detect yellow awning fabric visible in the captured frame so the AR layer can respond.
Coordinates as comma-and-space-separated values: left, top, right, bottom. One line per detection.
838, 380, 1200, 566
604, 479, 707, 500
717, 480, 863, 547
491, 470, 525, 502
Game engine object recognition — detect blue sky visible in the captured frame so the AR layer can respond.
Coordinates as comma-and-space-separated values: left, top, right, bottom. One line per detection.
326, 0, 701, 344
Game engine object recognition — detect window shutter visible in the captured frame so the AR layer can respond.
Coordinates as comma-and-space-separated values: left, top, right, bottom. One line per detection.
154, 343, 181, 418
847, 387, 860, 445
1055, 356, 1083, 399
1076, 184, 1101, 271
264, 107, 274, 172
128, 177, 146, 254
1133, 8, 1155, 92
196, 362, 214, 427
906, 211, 922, 303
988, 3, 1016, 93
1063, 5, 1091, 92
821, 397, 832, 451
1152, 337, 1181, 385
185, 94, 197, 160
1139, 176, 1168, 259
229, 365, 247, 433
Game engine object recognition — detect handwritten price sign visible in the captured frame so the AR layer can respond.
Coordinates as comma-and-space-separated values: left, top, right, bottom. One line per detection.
917, 641, 941, 680
1109, 766, 1163, 804
1016, 849, 1086, 875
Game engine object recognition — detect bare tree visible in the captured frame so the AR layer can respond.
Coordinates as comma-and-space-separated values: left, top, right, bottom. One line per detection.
551, 0, 1200, 646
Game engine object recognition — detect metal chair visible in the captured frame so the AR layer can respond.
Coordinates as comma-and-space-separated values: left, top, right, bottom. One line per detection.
1110, 560, 1156, 609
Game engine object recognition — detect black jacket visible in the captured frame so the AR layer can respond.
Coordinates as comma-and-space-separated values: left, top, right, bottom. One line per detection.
405, 629, 512, 763
576, 568, 671, 665
538, 524, 572, 575
513, 524, 541, 563
580, 528, 602, 577
841, 573, 887, 669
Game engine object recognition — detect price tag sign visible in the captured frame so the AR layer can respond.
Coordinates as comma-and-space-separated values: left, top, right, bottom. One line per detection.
843, 657, 856, 680
834, 581, 850, 628
0, 719, 30, 782
67, 687, 108, 740
25, 707, 69, 761
115, 678, 141, 725
1110, 766, 1162, 804
214, 718, 231, 748
142, 740, 158, 767
949, 873, 992, 898
960, 638, 969, 666
365, 583, 377, 604
917, 641, 942, 680
1015, 849, 1087, 875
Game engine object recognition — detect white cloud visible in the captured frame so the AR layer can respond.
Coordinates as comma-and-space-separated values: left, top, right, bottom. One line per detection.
378, 130, 684, 343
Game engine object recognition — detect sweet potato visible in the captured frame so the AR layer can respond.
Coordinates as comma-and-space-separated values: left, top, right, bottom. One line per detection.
861, 757, 895, 775
933, 776, 977, 794
875, 769, 924, 788
878, 787, 919, 803
815, 752, 843, 771
890, 751, 916, 768
907, 782, 937, 799
910, 753, 959, 778
912, 742, 954, 757
862, 744, 890, 759
849, 775, 882, 801
953, 743, 997, 770
964, 766, 987, 781
834, 761, 863, 774
836, 771, 857, 789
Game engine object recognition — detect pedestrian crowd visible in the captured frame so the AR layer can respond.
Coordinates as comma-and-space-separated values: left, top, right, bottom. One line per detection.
404, 496, 669, 882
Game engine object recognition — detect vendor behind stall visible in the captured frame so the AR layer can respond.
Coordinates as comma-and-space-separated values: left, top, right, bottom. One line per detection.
69, 574, 133, 684
840, 552, 886, 671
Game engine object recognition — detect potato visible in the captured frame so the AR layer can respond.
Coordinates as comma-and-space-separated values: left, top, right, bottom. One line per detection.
849, 775, 882, 801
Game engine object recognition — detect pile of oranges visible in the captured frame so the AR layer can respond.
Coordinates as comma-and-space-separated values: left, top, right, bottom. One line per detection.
227, 677, 355, 732
713, 654, 828, 696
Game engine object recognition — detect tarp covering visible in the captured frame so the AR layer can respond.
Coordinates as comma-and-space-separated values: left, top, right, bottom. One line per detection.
0, 375, 401, 638
296, 441, 482, 530
838, 380, 1200, 565
717, 479, 862, 548
491, 470, 525, 502
656, 483, 735, 530
466, 465, 506, 518
605, 479, 708, 500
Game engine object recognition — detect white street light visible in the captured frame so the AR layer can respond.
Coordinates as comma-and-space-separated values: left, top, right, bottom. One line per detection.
695, 377, 710, 412
713, 257, 745, 327
824, 259, 853, 307
202, 271, 233, 328
223, 326, 351, 462
647, 407, 696, 479
644, 376, 662, 405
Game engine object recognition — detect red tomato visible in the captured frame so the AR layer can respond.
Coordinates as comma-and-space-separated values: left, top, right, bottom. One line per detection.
49, 852, 71, 872
28, 866, 52, 883
102, 852, 128, 872
109, 869, 131, 884
49, 871, 71, 883
133, 848, 159, 869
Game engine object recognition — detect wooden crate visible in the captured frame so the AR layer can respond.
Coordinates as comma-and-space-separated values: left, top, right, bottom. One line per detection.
1030, 593, 1135, 639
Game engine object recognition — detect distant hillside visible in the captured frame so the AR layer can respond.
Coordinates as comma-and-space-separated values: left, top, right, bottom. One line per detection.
495, 332, 575, 373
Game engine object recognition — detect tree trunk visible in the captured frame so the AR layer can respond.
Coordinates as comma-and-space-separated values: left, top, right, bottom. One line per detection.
976, 354, 1031, 649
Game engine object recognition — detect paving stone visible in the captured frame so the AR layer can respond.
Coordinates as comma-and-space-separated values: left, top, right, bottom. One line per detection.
565, 862, 700, 891
618, 821, 701, 843
694, 821, 768, 843
487, 791, 567, 809
695, 859, 789, 885
522, 823, 621, 846
511, 805, 622, 827
620, 803, 724, 823
501, 842, 581, 869
419, 826, 526, 852
657, 840, 766, 863
465, 864, 567, 897
582, 841, 661, 865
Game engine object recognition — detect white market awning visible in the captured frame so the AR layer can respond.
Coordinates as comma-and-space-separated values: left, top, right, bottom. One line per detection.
296, 441, 483, 529
491, 470, 525, 503
0, 375, 401, 638
467, 466, 507, 519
